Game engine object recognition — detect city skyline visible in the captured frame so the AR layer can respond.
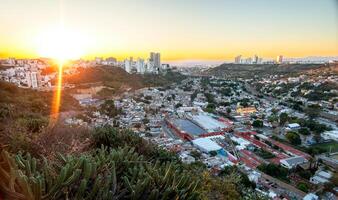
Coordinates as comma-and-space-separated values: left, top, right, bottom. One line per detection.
0, 0, 337, 61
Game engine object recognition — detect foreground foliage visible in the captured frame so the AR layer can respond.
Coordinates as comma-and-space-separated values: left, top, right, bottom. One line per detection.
0, 125, 267, 200
0, 146, 200, 200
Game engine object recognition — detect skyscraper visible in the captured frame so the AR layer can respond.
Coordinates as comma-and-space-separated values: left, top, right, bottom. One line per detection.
124, 59, 132, 73
277, 55, 283, 64
136, 58, 145, 74
150, 52, 161, 69
253, 55, 258, 64
235, 55, 242, 64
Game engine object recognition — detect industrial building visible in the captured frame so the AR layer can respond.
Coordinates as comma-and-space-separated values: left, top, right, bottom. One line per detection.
165, 111, 233, 141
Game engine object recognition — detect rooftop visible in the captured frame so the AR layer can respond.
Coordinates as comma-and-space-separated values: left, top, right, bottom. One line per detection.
192, 138, 222, 152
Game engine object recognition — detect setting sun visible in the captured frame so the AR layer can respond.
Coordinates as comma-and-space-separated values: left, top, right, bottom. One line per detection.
36, 27, 88, 63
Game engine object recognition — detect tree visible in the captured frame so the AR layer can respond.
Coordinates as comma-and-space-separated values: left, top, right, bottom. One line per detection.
209, 151, 217, 157
304, 104, 321, 119
190, 150, 202, 159
205, 103, 216, 113
175, 103, 182, 108
100, 100, 121, 118
297, 182, 309, 193
298, 169, 312, 180
285, 131, 301, 145
298, 127, 310, 135
271, 108, 278, 115
268, 115, 278, 123
257, 164, 289, 181
279, 112, 289, 125
252, 120, 263, 128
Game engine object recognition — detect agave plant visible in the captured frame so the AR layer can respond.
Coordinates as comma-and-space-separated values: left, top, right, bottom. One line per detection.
0, 146, 201, 200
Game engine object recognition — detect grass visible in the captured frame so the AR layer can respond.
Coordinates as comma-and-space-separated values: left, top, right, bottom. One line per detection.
309, 141, 338, 153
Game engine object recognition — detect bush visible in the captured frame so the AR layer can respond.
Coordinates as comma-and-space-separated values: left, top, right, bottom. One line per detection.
297, 182, 309, 193
0, 147, 201, 200
99, 100, 121, 118
252, 120, 263, 128
285, 131, 301, 145
279, 113, 289, 125
298, 127, 310, 135
17, 114, 48, 132
93, 125, 180, 163
210, 151, 217, 157
257, 164, 289, 181
255, 149, 276, 159
298, 170, 312, 180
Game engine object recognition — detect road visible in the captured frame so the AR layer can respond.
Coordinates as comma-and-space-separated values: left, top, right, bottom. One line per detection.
260, 172, 306, 199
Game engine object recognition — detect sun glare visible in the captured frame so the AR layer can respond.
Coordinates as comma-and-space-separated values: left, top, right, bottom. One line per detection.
36, 27, 87, 63
36, 27, 90, 123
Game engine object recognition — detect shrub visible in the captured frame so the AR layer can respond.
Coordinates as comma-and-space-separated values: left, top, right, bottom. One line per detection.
298, 127, 310, 135
285, 131, 301, 145
0, 147, 201, 200
252, 120, 263, 128
297, 182, 309, 193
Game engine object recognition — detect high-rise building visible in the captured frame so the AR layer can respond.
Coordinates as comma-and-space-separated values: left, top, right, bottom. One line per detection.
26, 71, 41, 88
277, 55, 283, 64
146, 60, 155, 73
245, 57, 253, 64
124, 59, 132, 73
150, 52, 161, 69
253, 55, 259, 64
235, 55, 242, 64
136, 58, 145, 74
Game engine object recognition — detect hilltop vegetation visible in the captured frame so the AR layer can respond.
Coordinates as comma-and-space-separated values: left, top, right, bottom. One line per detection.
63, 66, 186, 94
205, 63, 325, 78
0, 125, 265, 200
0, 81, 81, 153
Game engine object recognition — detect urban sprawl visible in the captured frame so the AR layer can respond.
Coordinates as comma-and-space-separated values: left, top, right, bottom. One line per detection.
0, 54, 338, 200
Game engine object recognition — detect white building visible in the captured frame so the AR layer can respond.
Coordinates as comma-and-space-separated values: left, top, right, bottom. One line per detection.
146, 60, 155, 73
321, 130, 338, 142
287, 123, 301, 130
150, 52, 161, 69
310, 170, 332, 185
124, 59, 132, 73
192, 138, 222, 153
136, 58, 145, 74
280, 156, 308, 169
303, 193, 319, 200
26, 71, 40, 88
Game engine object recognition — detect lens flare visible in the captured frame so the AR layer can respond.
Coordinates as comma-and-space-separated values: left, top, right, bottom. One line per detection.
50, 61, 63, 124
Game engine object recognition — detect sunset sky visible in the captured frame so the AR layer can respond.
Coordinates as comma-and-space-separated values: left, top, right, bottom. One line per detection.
0, 0, 337, 61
